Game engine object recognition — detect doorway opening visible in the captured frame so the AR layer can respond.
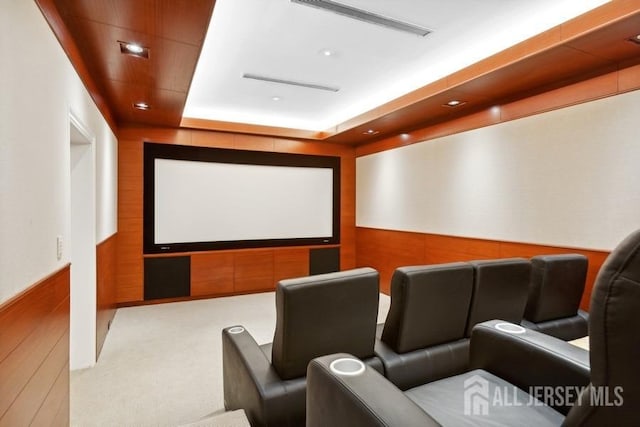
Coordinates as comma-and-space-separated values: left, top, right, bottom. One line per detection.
69, 113, 96, 370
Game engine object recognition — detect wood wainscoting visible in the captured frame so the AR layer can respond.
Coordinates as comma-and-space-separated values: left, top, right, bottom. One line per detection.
96, 233, 117, 358
117, 127, 356, 305
0, 265, 70, 426
356, 227, 609, 310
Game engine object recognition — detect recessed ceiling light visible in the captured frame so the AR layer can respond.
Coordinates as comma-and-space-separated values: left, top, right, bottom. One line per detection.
133, 102, 150, 110
400, 133, 411, 139
119, 41, 149, 59
272, 96, 282, 101
628, 34, 640, 45
443, 100, 466, 108
320, 49, 335, 57
126, 43, 143, 54
363, 129, 379, 135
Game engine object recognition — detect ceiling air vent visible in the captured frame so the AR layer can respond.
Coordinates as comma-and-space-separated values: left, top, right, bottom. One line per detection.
291, 0, 431, 37
242, 73, 340, 92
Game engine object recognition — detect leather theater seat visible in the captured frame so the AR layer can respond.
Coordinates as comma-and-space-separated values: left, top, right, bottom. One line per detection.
465, 258, 531, 336
521, 254, 589, 340
375, 263, 474, 390
306, 229, 640, 426
222, 267, 382, 427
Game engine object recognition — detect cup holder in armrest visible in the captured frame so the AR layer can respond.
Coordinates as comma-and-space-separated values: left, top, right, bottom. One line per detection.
329, 358, 366, 376
228, 326, 245, 334
494, 322, 526, 334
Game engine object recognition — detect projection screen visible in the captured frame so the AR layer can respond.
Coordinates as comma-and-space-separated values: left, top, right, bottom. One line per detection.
144, 143, 340, 253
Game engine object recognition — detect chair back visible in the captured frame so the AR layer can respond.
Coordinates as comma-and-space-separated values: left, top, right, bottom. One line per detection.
524, 254, 587, 322
272, 267, 380, 380
465, 258, 531, 336
382, 263, 473, 353
565, 229, 640, 426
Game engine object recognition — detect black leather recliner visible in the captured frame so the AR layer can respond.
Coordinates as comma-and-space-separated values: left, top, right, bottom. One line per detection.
521, 254, 589, 340
375, 263, 474, 390
465, 258, 531, 336
222, 267, 382, 427
306, 229, 640, 426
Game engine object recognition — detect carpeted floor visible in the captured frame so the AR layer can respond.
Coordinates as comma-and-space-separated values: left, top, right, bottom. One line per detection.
71, 291, 390, 426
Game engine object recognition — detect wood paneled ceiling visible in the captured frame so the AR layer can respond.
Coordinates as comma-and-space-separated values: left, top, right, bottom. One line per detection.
37, 0, 640, 145
38, 0, 216, 128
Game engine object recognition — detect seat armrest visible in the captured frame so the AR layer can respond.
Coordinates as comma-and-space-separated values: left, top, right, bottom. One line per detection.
470, 320, 590, 414
306, 353, 441, 427
222, 326, 297, 426
577, 309, 589, 322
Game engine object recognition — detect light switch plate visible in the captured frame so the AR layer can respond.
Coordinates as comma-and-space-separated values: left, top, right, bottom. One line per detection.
56, 236, 63, 260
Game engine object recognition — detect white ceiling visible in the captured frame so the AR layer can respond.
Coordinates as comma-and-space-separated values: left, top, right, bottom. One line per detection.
183, 0, 610, 132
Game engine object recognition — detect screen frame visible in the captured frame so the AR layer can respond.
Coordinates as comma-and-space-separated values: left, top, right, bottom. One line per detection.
143, 142, 341, 254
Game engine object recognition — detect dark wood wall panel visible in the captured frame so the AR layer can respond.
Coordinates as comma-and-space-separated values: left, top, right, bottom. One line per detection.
233, 250, 275, 293
356, 228, 425, 294
117, 138, 144, 303
275, 248, 310, 283
117, 127, 356, 304
191, 252, 235, 297
142, 246, 320, 302
29, 361, 69, 427
0, 300, 68, 416
2, 331, 69, 425
0, 265, 70, 426
96, 233, 117, 358
356, 227, 608, 310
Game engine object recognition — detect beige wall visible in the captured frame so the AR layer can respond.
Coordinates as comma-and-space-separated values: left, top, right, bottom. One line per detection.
357, 88, 640, 251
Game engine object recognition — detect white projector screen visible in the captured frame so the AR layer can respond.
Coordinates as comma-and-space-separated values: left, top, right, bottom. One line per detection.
144, 144, 340, 253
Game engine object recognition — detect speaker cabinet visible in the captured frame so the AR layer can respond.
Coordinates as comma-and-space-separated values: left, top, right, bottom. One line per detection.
144, 256, 190, 300
309, 247, 340, 275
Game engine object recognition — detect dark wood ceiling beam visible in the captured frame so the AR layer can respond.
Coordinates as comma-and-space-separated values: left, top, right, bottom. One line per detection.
37, 0, 215, 128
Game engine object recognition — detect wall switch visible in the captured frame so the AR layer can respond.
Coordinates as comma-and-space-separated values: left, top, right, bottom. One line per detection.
56, 236, 63, 260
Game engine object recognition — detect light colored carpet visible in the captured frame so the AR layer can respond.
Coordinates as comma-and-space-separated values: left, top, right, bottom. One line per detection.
71, 291, 390, 426
568, 336, 589, 350
178, 410, 249, 427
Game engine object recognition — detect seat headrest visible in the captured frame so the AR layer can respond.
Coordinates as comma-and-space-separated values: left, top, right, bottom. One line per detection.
524, 254, 588, 322
382, 263, 474, 353
272, 267, 380, 380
